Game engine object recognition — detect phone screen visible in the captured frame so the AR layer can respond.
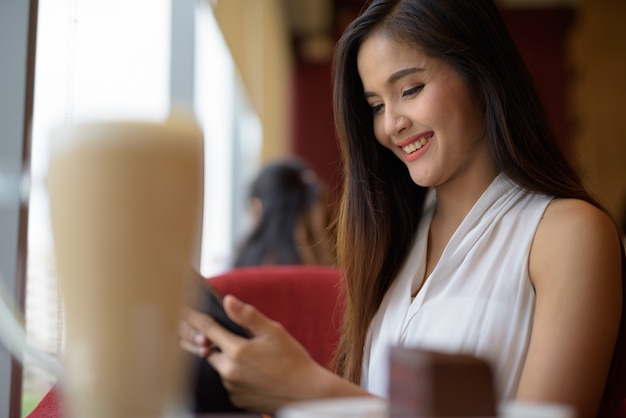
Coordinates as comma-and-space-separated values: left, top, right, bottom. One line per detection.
192, 272, 252, 339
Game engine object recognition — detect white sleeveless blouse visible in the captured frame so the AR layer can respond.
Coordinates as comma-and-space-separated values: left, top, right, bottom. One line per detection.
361, 173, 553, 401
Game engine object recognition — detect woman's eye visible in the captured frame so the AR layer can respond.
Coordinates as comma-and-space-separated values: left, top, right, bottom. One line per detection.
371, 103, 384, 115
402, 85, 424, 97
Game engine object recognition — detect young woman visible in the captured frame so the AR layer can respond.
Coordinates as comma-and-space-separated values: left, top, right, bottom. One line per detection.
180, 1, 626, 416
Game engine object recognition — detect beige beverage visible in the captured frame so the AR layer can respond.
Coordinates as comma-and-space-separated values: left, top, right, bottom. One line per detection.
47, 114, 203, 418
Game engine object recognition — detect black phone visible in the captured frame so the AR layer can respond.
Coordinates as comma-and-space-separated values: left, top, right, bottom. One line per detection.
186, 272, 251, 413
192, 271, 252, 339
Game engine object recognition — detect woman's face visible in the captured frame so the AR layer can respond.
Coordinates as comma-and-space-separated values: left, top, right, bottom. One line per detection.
357, 33, 491, 189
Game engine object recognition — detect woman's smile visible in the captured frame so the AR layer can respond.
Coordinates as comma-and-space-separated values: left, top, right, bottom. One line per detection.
397, 132, 434, 162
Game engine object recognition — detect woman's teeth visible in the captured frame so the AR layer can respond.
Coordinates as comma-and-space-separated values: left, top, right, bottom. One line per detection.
402, 137, 430, 154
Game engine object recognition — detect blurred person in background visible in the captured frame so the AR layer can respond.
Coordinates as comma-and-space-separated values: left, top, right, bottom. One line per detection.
232, 158, 335, 267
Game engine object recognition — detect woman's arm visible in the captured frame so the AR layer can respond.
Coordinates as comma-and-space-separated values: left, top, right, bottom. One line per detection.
179, 295, 372, 414
518, 198, 623, 418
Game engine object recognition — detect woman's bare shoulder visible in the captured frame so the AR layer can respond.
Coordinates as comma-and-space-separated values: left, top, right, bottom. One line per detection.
538, 198, 618, 246
530, 197, 622, 289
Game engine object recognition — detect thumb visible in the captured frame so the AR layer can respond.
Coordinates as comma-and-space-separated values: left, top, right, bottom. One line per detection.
222, 295, 274, 337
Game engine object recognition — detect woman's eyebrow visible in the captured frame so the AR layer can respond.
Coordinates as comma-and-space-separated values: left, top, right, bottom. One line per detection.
363, 67, 424, 99
388, 67, 422, 84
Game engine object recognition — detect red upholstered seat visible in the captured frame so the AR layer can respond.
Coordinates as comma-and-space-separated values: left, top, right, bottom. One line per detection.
206, 265, 344, 369
25, 386, 64, 418
26, 265, 345, 417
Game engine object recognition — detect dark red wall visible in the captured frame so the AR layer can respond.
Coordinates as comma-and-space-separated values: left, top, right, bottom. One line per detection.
290, 60, 341, 202
290, 8, 575, 200
500, 8, 575, 155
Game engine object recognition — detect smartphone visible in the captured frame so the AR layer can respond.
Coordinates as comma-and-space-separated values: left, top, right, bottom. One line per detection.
192, 271, 252, 339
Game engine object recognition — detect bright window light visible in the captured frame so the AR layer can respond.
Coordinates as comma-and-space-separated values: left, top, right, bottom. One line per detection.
195, 3, 262, 276
25, 0, 170, 409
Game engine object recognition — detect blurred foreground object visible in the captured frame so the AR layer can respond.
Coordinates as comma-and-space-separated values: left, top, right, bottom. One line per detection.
47, 113, 203, 418
276, 397, 388, 418
388, 347, 497, 417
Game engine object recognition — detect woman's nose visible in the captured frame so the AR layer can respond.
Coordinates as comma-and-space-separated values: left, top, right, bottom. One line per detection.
385, 108, 411, 137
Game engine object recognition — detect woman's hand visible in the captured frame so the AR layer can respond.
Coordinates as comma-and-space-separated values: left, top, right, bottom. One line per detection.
179, 295, 368, 414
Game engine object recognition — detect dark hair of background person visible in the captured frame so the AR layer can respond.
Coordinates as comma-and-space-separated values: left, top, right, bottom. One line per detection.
232, 158, 332, 267
330, 0, 626, 415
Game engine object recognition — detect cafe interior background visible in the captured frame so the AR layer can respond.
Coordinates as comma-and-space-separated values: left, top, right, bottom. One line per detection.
1, 0, 625, 416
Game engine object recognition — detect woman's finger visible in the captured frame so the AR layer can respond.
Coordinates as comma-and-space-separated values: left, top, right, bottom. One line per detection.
185, 308, 249, 353
222, 295, 279, 338
178, 315, 209, 345
179, 338, 210, 357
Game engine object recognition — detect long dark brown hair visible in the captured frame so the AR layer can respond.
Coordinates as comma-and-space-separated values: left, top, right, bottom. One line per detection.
331, 0, 626, 415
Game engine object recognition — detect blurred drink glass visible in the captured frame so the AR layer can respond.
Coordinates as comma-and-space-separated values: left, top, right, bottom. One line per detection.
47, 113, 202, 418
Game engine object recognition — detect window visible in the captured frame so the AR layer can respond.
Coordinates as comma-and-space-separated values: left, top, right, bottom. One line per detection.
195, 2, 262, 276
23, 0, 260, 414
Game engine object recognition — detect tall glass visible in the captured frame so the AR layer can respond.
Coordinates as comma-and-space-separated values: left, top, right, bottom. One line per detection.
47, 113, 202, 418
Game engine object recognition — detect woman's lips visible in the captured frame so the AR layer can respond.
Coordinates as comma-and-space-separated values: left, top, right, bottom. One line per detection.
402, 134, 432, 154
396, 132, 434, 162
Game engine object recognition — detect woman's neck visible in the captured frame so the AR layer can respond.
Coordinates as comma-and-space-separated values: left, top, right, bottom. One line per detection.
433, 168, 499, 226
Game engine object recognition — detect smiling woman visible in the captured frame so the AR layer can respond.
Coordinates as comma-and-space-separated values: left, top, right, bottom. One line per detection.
177, 1, 626, 417
332, 2, 625, 417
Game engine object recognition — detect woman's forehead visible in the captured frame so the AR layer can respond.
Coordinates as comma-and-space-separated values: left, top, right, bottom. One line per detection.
357, 34, 434, 86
